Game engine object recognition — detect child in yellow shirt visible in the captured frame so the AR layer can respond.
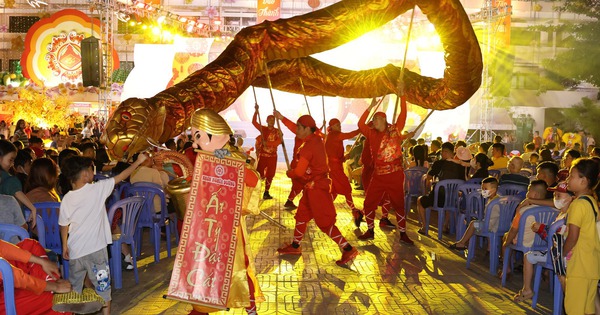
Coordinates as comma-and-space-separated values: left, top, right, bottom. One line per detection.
564, 158, 600, 314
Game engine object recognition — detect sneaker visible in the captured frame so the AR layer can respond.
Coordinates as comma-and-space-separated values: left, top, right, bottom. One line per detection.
379, 218, 396, 229
399, 232, 414, 245
336, 247, 359, 266
125, 263, 134, 270
277, 243, 302, 255
263, 192, 273, 200
358, 229, 375, 240
283, 200, 297, 210
352, 210, 364, 228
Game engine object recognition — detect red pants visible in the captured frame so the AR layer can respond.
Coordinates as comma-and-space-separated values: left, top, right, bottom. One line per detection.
0, 239, 70, 315
362, 164, 390, 215
256, 155, 277, 191
330, 163, 358, 212
362, 164, 374, 190
363, 170, 407, 232
287, 178, 304, 202
292, 181, 349, 249
295, 186, 337, 228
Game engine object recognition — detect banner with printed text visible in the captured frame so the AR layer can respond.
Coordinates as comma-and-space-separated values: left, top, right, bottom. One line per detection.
166, 151, 245, 309
256, 0, 281, 23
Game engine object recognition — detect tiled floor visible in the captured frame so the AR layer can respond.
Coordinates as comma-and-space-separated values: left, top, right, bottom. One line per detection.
112, 165, 555, 314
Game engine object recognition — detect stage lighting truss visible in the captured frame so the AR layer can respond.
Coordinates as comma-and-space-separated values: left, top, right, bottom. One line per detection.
92, 0, 228, 38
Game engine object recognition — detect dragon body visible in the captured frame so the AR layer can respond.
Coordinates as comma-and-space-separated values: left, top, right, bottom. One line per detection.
102, 0, 482, 160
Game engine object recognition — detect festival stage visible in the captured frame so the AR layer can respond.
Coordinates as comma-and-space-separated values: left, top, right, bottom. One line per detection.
111, 164, 554, 314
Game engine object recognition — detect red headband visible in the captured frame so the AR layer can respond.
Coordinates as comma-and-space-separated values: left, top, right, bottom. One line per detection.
297, 115, 316, 128
373, 112, 387, 120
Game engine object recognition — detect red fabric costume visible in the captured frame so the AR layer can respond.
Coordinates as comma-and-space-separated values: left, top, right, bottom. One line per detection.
360, 137, 393, 219
288, 130, 350, 251
358, 97, 409, 233
253, 112, 282, 193
325, 125, 360, 212
280, 116, 304, 203
0, 239, 70, 315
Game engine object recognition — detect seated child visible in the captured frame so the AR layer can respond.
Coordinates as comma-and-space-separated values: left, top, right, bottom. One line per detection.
449, 177, 499, 250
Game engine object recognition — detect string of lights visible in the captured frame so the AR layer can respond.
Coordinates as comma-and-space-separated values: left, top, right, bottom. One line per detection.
91, 0, 227, 39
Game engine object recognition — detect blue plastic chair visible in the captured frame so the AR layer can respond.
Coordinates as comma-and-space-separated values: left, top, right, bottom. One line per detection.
106, 181, 132, 210
456, 191, 485, 242
501, 206, 558, 287
532, 219, 565, 314
488, 169, 503, 179
107, 196, 144, 289
404, 167, 427, 213
23, 209, 45, 248
498, 184, 528, 197
424, 179, 465, 240
33, 202, 69, 279
0, 223, 29, 244
127, 183, 176, 263
0, 258, 17, 315
466, 196, 522, 274
94, 173, 110, 182
466, 177, 483, 185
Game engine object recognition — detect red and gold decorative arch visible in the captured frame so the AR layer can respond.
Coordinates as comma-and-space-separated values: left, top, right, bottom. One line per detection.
21, 9, 119, 86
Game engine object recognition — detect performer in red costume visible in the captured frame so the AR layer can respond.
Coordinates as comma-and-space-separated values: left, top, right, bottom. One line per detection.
325, 118, 364, 224
277, 115, 359, 266
253, 105, 282, 200
357, 97, 414, 243
273, 110, 306, 210
360, 135, 396, 229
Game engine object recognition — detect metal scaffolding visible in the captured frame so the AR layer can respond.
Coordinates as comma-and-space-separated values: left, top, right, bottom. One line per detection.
468, 0, 511, 143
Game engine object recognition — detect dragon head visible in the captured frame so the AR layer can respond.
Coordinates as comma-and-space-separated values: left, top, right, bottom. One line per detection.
101, 97, 166, 160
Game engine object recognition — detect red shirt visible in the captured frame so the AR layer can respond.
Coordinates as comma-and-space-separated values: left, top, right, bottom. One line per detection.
358, 98, 408, 171
325, 129, 360, 165
252, 112, 281, 157
296, 133, 329, 185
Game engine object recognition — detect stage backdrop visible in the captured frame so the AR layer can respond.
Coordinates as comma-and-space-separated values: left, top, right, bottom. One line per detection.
21, 9, 119, 87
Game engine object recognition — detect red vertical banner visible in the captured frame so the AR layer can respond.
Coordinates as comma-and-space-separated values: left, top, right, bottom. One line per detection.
166, 152, 246, 310
256, 0, 281, 23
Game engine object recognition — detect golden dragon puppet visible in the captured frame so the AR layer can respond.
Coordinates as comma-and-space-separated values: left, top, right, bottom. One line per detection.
101, 0, 483, 160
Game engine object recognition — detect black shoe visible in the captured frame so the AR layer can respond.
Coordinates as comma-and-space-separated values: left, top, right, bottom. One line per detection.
283, 200, 297, 210
263, 192, 273, 200
379, 218, 396, 229
353, 211, 364, 228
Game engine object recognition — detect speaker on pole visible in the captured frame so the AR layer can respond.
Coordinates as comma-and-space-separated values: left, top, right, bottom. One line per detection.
81, 36, 102, 87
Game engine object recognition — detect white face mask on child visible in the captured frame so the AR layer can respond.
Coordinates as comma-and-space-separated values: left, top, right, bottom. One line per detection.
553, 198, 569, 210
481, 189, 492, 198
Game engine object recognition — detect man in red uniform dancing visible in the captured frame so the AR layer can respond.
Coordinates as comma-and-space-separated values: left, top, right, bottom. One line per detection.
325, 118, 364, 225
277, 115, 359, 266
253, 105, 282, 200
357, 97, 414, 243
273, 110, 305, 210
360, 135, 396, 229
